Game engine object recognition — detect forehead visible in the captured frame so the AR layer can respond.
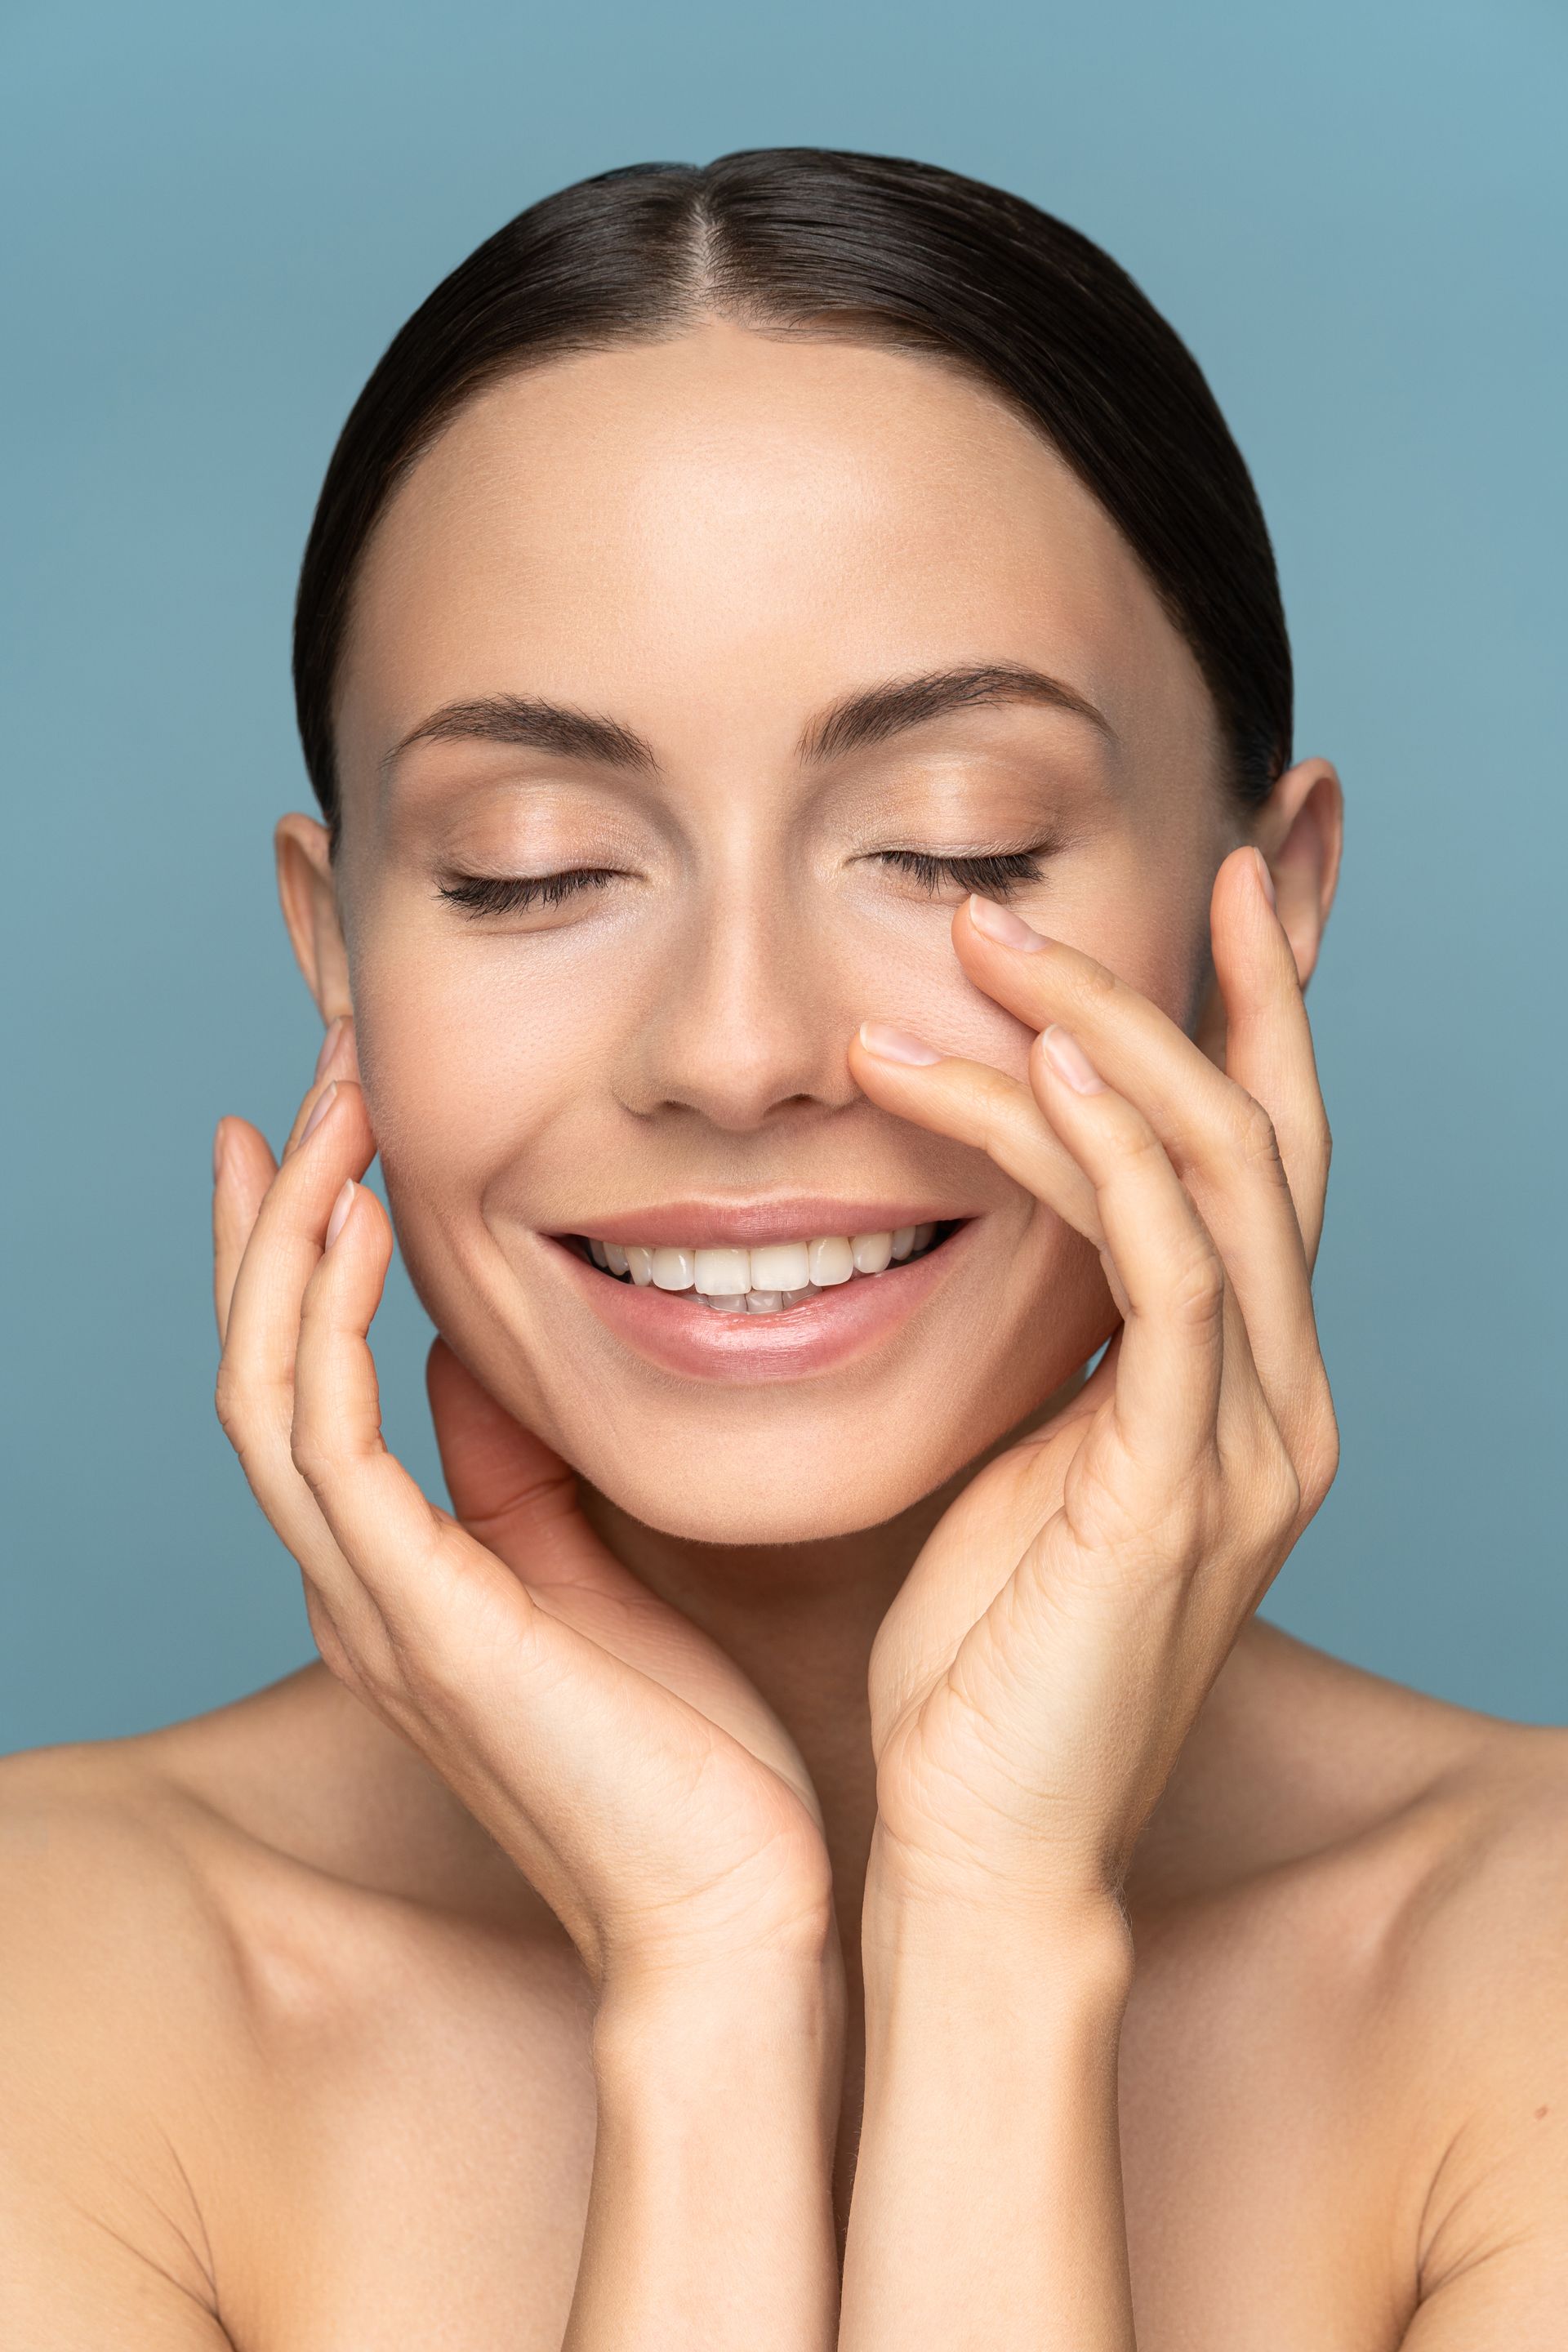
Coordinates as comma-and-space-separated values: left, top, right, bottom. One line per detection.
334, 318, 1213, 788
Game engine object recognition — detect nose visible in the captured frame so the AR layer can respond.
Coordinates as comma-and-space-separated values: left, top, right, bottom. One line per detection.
613, 867, 861, 1134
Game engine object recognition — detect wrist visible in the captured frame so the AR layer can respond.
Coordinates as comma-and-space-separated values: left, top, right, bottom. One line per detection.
572, 1943, 843, 2351
862, 1831, 1134, 1999
595, 1940, 844, 2071
592, 1951, 845, 2182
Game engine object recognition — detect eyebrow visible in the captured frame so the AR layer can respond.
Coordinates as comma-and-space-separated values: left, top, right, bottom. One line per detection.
384, 662, 1114, 785
385, 696, 660, 782
799, 662, 1113, 761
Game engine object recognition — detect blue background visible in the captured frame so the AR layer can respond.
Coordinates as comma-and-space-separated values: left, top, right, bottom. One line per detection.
2, 0, 1563, 1753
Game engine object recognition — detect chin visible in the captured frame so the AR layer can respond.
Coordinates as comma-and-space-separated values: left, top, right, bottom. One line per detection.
573, 1437, 978, 1547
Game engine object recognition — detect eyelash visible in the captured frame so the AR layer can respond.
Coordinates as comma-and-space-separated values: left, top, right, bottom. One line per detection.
876, 847, 1046, 898
438, 867, 620, 916
437, 845, 1049, 919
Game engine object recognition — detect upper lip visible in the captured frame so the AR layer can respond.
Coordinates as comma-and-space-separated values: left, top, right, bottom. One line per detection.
550, 1197, 978, 1249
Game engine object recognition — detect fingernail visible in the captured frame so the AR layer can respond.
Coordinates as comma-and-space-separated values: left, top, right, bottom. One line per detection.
1039, 1024, 1105, 1094
300, 1080, 338, 1144
968, 893, 1045, 951
1252, 848, 1276, 909
858, 1021, 944, 1067
324, 1178, 356, 1248
314, 1016, 346, 1082
212, 1119, 227, 1182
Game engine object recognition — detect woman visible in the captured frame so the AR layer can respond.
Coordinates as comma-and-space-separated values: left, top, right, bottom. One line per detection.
3, 147, 1564, 2346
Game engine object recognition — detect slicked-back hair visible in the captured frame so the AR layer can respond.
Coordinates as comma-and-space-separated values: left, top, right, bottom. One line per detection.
293, 148, 1292, 836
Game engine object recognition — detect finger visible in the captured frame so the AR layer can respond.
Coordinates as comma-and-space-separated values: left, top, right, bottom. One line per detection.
299, 1577, 372, 1704
426, 1339, 615, 1592
292, 1186, 564, 1660
215, 1080, 376, 1578
955, 862, 1325, 1254
951, 871, 1326, 1451
1209, 849, 1331, 1267
222, 1078, 376, 1401
853, 1017, 1227, 1472
1028, 1022, 1232, 1479
212, 1116, 276, 1344
849, 1027, 1104, 1247
429, 1339, 577, 1535
281, 1015, 360, 1160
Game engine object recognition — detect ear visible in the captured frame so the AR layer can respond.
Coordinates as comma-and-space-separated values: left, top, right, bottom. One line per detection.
1253, 756, 1343, 989
275, 813, 352, 1022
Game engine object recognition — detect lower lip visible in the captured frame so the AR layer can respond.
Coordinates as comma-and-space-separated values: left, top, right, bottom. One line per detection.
542, 1225, 975, 1384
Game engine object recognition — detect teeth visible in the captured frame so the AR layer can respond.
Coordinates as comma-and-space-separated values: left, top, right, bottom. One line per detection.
807, 1236, 854, 1287
586, 1224, 948, 1307
748, 1241, 812, 1293
693, 1246, 751, 1296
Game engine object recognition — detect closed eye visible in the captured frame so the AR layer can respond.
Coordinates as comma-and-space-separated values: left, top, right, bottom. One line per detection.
874, 847, 1049, 898
437, 867, 621, 917
439, 844, 1053, 918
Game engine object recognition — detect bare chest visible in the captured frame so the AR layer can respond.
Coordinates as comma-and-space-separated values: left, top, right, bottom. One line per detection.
200, 1904, 1421, 2352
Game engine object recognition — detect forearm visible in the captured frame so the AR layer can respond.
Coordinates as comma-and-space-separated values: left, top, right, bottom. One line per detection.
564, 1958, 843, 2351
840, 1869, 1136, 2352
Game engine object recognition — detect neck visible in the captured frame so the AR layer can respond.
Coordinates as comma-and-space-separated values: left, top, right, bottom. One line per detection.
576, 1484, 935, 1949
577, 1374, 1092, 2206
575, 1368, 1091, 1973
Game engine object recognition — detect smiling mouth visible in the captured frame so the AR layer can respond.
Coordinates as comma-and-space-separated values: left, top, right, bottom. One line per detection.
564, 1221, 962, 1314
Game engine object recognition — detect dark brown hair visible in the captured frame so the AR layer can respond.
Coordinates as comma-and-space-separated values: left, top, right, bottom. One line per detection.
293, 148, 1291, 833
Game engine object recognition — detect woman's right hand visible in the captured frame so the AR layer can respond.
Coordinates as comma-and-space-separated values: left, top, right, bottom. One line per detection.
211, 1020, 837, 1997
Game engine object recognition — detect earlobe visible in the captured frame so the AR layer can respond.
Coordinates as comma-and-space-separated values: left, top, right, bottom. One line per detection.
1258, 758, 1344, 990
275, 813, 352, 1022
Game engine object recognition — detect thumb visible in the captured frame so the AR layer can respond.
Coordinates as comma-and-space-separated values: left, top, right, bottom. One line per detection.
425, 1339, 594, 1579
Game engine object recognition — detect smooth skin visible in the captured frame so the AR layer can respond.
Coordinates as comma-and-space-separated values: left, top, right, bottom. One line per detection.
3, 320, 1567, 2347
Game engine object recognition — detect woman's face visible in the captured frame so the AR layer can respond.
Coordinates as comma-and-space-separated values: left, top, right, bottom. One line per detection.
314, 319, 1246, 1543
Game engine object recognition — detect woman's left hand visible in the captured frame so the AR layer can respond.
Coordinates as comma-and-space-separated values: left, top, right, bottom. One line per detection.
848, 844, 1340, 1917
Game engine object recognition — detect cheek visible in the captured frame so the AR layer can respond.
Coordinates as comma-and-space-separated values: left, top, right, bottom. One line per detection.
1047, 839, 1218, 1037
346, 932, 613, 1215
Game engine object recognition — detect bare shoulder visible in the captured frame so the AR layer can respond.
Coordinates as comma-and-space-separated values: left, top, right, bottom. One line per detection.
1208, 1620, 1568, 1995
1361, 1682, 1568, 2336
0, 1681, 590, 2345
1199, 1624, 1568, 2335
1140, 1618, 1568, 2136
1371, 1684, 1568, 2109
0, 1731, 243, 2344
0, 1727, 255, 2083
1123, 1630, 1568, 2342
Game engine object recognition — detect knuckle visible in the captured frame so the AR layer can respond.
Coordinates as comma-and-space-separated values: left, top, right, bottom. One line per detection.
376, 1614, 463, 1726
1168, 1247, 1226, 1329
1120, 1115, 1164, 1165
973, 1066, 1025, 1156
1161, 1466, 1219, 1568
288, 1414, 331, 1490
1231, 1091, 1283, 1175
1066, 952, 1119, 1011
1255, 1432, 1303, 1537
213, 1359, 243, 1440
1110, 1115, 1171, 1184
1300, 1392, 1342, 1511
